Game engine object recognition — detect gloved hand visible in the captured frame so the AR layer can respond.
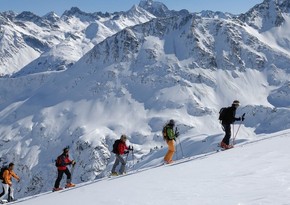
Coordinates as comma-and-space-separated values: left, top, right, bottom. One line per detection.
175, 132, 180, 138
241, 113, 245, 121
71, 160, 76, 165
128, 145, 133, 151
124, 150, 129, 154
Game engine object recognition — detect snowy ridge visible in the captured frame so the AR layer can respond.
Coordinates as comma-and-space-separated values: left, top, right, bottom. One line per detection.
8, 130, 290, 204
0, 5, 155, 76
239, 0, 285, 32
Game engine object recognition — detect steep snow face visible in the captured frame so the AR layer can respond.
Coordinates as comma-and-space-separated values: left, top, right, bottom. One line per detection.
0, 20, 44, 75
0, 13, 60, 76
85, 13, 290, 72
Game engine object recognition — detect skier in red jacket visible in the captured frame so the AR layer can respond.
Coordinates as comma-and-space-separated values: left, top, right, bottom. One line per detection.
111, 135, 132, 176
53, 147, 76, 191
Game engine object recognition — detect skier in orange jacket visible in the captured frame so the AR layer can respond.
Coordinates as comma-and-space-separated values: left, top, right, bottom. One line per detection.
0, 163, 20, 203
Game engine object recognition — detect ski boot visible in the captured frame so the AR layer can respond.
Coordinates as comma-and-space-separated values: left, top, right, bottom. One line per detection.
111, 172, 118, 176
164, 159, 174, 164
53, 187, 63, 192
65, 182, 76, 188
8, 196, 17, 202
220, 142, 233, 149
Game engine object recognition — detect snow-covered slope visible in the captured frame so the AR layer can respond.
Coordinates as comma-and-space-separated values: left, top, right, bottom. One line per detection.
13, 131, 290, 205
1, 0, 290, 199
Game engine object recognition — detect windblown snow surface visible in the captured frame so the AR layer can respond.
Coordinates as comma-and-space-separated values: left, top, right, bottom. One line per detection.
12, 130, 290, 205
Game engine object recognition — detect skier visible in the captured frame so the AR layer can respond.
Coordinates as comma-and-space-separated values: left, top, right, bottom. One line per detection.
0, 163, 20, 203
111, 135, 132, 176
220, 100, 244, 149
163, 119, 179, 164
53, 147, 76, 191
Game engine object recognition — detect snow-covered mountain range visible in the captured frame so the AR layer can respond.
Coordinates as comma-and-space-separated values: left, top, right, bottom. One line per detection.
1, 0, 290, 198
0, 4, 155, 76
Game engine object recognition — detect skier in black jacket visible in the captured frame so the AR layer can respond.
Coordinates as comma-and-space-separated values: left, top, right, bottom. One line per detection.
220, 100, 244, 149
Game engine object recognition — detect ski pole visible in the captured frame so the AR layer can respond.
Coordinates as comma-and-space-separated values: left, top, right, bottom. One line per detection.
175, 140, 179, 160
125, 152, 129, 163
123, 153, 129, 174
131, 146, 134, 167
233, 123, 242, 145
175, 127, 184, 158
232, 123, 235, 145
177, 137, 184, 158
70, 163, 76, 178
233, 113, 245, 145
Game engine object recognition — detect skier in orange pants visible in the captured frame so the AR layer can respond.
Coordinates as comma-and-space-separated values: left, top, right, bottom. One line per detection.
162, 119, 179, 164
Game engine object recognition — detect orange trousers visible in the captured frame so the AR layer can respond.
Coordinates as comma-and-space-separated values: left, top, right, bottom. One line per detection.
164, 140, 175, 162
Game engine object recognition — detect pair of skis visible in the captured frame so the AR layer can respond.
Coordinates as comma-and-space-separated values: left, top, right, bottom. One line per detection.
52, 184, 76, 192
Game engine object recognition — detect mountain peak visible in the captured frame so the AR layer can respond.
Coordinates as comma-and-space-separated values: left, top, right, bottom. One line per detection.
43, 11, 58, 18
128, 4, 142, 14
0, 11, 16, 23
14, 11, 50, 27
62, 7, 102, 21
239, 0, 285, 32
139, 0, 171, 17
42, 12, 60, 22
139, 0, 154, 7
15, 11, 41, 22
62, 7, 83, 17
127, 4, 156, 19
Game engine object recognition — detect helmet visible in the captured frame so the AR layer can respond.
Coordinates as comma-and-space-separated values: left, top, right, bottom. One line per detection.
168, 119, 175, 126
232, 100, 240, 106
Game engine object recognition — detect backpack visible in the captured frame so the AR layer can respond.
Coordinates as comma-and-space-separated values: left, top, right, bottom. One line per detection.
55, 155, 63, 167
112, 139, 121, 154
162, 125, 168, 140
0, 166, 8, 180
218, 107, 229, 121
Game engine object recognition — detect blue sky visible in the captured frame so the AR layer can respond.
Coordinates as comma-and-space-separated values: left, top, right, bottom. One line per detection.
0, 0, 263, 16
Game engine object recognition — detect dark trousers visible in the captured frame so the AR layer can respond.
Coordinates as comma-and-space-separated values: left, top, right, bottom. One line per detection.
54, 168, 71, 188
222, 124, 231, 145
0, 186, 4, 198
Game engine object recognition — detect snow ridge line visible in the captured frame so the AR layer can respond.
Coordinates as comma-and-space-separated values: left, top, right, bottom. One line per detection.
234, 130, 290, 147
127, 131, 290, 170
10, 131, 290, 204
77, 130, 287, 178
